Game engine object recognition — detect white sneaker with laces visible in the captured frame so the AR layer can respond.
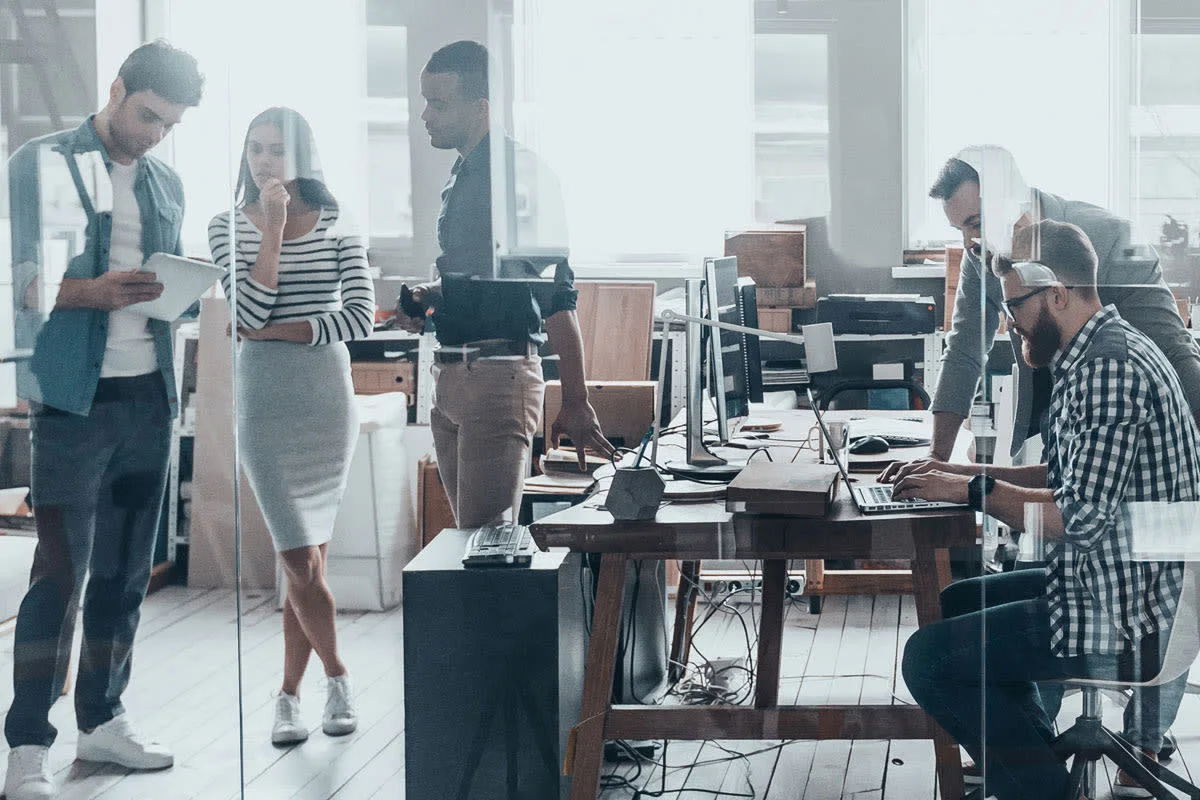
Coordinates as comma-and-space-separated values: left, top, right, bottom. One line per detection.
272, 691, 309, 745
76, 714, 173, 770
323, 674, 357, 736
4, 745, 54, 800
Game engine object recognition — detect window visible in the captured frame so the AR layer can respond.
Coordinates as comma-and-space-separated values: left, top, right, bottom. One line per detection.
1130, 17, 1200, 251
907, 0, 1121, 246
160, 0, 412, 267
753, 32, 830, 224
507, 0, 754, 268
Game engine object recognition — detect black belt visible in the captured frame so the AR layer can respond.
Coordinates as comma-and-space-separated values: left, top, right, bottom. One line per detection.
433, 339, 537, 364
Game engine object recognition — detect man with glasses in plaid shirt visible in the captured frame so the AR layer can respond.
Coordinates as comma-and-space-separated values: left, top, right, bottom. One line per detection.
889, 219, 1200, 800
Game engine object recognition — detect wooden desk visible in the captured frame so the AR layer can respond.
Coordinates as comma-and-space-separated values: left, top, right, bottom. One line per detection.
531, 493, 976, 800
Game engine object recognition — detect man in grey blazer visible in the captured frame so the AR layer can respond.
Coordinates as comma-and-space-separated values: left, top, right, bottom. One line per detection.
916, 148, 1200, 462
891, 145, 1200, 797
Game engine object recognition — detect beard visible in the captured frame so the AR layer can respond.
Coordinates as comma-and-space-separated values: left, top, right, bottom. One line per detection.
1017, 306, 1060, 369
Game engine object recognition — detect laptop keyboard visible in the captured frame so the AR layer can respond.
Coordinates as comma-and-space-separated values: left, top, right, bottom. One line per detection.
868, 486, 894, 504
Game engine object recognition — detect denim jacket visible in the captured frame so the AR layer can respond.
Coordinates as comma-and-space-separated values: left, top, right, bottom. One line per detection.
8, 118, 183, 417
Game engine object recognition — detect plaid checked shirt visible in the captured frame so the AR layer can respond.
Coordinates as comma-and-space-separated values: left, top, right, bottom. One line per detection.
1044, 305, 1200, 658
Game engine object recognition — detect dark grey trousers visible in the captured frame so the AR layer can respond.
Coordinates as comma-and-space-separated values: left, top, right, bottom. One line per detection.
5, 374, 170, 747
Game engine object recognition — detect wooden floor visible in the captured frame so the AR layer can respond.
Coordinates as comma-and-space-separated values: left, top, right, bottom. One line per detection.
0, 586, 1197, 798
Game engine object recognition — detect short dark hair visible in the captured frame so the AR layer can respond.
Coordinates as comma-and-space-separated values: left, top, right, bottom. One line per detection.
929, 157, 979, 201
992, 219, 1099, 298
118, 40, 204, 107
424, 40, 489, 101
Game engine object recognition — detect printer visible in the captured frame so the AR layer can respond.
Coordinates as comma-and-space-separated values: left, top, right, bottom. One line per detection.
816, 294, 937, 335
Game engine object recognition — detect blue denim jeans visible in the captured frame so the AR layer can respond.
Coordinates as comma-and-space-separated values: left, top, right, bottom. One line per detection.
902, 568, 1180, 800
4, 374, 170, 747
941, 568, 1187, 756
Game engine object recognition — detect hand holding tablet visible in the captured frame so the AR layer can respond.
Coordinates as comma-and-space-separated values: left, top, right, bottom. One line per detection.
125, 253, 225, 321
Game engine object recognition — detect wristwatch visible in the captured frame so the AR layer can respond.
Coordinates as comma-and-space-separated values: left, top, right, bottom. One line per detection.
967, 473, 996, 511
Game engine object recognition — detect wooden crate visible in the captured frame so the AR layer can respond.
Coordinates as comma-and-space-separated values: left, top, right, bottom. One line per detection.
351, 360, 415, 403
758, 307, 794, 334
724, 224, 807, 288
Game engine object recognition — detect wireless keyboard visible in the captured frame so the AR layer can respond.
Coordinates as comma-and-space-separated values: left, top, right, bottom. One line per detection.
462, 523, 537, 568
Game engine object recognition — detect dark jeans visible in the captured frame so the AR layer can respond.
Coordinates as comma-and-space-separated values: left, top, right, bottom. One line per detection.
5, 374, 170, 747
902, 569, 1179, 800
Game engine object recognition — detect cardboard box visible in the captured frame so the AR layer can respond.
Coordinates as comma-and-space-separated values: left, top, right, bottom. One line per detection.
352, 360, 415, 403
543, 380, 655, 450
757, 282, 817, 309
758, 308, 794, 334
724, 224, 807, 288
417, 454, 456, 548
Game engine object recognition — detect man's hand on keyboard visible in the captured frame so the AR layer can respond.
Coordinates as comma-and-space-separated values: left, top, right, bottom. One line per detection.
890, 470, 970, 505
877, 457, 967, 485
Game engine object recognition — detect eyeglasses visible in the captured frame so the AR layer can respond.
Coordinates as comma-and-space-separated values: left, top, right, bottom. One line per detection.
1001, 285, 1053, 320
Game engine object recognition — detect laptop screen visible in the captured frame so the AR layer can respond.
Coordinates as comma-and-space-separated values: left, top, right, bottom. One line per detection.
806, 388, 862, 510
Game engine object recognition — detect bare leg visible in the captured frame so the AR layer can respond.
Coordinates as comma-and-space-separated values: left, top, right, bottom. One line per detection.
280, 595, 313, 696
278, 544, 346, 681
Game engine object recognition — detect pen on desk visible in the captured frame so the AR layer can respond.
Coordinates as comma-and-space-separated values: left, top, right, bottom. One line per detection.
632, 427, 653, 468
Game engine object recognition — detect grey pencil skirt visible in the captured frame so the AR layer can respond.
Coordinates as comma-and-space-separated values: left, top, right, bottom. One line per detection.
237, 339, 357, 552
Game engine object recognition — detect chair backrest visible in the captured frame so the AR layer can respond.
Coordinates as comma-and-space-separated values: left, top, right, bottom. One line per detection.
815, 378, 931, 411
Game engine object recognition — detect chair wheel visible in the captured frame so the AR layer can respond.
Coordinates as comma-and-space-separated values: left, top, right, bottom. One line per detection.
808, 595, 823, 614
1160, 731, 1177, 760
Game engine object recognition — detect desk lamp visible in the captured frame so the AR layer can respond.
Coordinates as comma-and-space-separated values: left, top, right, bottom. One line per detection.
653, 278, 838, 480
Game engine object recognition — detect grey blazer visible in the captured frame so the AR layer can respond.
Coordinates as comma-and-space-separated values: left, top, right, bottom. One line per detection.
930, 189, 1200, 456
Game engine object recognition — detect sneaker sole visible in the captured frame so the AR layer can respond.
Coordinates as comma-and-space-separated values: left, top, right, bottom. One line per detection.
75, 747, 174, 771
271, 729, 310, 746
323, 720, 357, 736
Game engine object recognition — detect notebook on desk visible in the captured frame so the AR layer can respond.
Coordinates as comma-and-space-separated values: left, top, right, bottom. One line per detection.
808, 390, 968, 514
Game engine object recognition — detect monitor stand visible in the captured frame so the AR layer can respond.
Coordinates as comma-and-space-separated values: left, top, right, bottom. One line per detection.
660, 455, 746, 482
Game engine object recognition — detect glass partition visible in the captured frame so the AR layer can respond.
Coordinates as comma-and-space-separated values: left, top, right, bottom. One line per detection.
0, 3, 245, 797
10, 2, 1200, 799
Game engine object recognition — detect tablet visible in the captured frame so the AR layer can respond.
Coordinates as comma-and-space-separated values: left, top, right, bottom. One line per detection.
127, 253, 225, 321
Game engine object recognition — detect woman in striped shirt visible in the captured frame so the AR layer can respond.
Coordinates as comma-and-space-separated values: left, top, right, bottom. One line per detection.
208, 107, 375, 747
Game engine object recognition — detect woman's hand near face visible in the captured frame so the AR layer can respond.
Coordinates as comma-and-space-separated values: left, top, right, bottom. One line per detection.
260, 178, 291, 234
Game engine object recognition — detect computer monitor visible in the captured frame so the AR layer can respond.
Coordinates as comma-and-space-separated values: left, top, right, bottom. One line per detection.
704, 256, 750, 443
735, 276, 765, 404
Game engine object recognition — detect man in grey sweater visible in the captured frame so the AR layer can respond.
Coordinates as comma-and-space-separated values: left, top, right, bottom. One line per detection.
924, 146, 1200, 462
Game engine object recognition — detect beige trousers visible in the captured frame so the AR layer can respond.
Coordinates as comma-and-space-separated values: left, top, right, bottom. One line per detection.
429, 356, 545, 528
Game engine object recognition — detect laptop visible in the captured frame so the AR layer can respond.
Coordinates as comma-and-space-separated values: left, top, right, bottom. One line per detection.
807, 389, 968, 514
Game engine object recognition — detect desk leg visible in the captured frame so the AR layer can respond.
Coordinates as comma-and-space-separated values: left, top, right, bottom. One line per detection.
912, 543, 963, 800
569, 552, 628, 800
755, 559, 787, 709
669, 560, 701, 684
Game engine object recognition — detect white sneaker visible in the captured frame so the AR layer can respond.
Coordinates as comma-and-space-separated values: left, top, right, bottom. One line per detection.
323, 674, 357, 736
271, 691, 309, 745
76, 714, 173, 770
4, 745, 54, 800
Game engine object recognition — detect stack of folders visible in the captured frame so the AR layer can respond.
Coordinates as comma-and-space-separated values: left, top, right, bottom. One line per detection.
724, 463, 841, 516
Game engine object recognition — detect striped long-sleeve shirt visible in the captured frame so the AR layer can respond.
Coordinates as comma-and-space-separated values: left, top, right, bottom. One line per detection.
208, 207, 375, 345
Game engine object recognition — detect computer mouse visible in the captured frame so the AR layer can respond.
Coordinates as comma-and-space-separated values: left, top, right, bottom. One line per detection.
849, 435, 890, 456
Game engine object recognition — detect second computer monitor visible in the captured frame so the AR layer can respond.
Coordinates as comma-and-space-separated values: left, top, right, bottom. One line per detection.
704, 256, 752, 442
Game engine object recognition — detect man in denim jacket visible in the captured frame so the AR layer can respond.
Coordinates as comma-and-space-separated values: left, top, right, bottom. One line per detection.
4, 41, 202, 800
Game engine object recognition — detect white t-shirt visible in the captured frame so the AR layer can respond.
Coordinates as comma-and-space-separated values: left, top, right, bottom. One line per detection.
101, 161, 157, 378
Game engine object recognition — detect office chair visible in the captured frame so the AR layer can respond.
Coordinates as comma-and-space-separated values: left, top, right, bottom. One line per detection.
814, 378, 931, 411
806, 377, 931, 613
1052, 561, 1200, 800
965, 562, 1200, 800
